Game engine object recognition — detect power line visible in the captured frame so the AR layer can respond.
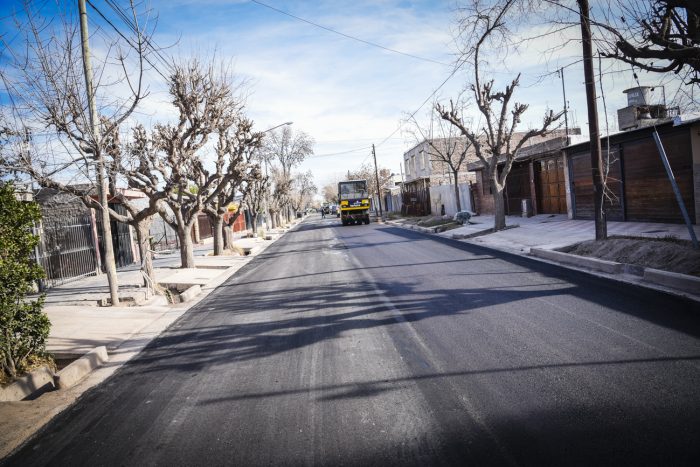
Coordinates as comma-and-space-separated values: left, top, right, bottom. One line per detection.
85, 0, 171, 81
102, 0, 175, 75
375, 58, 466, 151
308, 146, 372, 158
250, 0, 450, 67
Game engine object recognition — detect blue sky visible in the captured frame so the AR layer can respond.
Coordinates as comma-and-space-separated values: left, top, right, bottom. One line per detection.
1, 0, 685, 188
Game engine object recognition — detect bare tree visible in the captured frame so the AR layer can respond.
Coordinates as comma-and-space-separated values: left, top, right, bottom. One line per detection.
408, 103, 473, 212
124, 60, 261, 267
2, 2, 152, 305
321, 182, 339, 204
202, 118, 263, 255
290, 170, 317, 213
245, 173, 270, 234
262, 126, 314, 221
592, 0, 700, 86
268, 166, 293, 228
437, 0, 563, 231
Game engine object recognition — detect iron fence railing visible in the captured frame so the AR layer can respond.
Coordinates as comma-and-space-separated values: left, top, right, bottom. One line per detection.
35, 213, 98, 289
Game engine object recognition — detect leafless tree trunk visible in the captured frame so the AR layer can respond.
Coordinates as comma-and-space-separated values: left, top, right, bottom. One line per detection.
437, 0, 562, 231
124, 61, 261, 267
2, 1, 152, 305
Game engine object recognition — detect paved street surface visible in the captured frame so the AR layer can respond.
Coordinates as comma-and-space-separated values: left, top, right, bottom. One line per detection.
5, 215, 700, 466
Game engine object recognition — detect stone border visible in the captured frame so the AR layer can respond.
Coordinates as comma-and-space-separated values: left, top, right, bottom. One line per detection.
0, 366, 55, 402
0, 346, 110, 401
530, 248, 624, 274
531, 248, 699, 296
54, 346, 108, 390
643, 268, 700, 295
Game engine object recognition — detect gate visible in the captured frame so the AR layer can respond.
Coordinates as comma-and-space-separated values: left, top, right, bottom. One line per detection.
96, 203, 135, 270
35, 213, 99, 288
401, 185, 431, 216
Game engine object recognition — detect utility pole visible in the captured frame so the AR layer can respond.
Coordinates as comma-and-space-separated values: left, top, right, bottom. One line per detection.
78, 0, 120, 305
578, 0, 607, 241
372, 144, 383, 220
559, 67, 569, 139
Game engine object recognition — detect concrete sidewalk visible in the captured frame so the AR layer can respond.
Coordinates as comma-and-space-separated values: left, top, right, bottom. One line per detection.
0, 220, 303, 459
439, 213, 700, 254
387, 213, 700, 301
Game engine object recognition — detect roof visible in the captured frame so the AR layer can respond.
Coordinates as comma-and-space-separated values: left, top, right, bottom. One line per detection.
563, 116, 700, 153
467, 135, 570, 171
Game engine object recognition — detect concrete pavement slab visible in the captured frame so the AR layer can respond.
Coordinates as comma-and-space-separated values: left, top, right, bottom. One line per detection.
45, 303, 174, 354
155, 267, 225, 286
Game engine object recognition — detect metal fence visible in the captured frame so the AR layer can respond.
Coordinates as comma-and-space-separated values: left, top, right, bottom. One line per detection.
149, 214, 180, 251
95, 204, 135, 270
35, 213, 99, 289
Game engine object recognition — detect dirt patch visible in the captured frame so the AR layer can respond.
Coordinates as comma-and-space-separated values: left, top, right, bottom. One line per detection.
417, 215, 455, 227
563, 236, 700, 277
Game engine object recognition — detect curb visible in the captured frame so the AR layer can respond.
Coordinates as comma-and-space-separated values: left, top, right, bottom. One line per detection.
0, 366, 55, 402
643, 268, 700, 295
530, 248, 624, 274
385, 218, 699, 302
54, 346, 109, 390
0, 346, 110, 402
179, 284, 202, 303
531, 248, 699, 296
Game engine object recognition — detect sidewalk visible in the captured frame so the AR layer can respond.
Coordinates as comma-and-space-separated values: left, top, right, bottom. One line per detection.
438, 213, 700, 254
0, 221, 303, 459
387, 213, 700, 301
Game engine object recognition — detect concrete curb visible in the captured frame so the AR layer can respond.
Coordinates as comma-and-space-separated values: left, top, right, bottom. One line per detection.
0, 366, 55, 402
530, 248, 625, 274
386, 218, 699, 302
530, 249, 699, 298
385, 220, 435, 234
54, 346, 109, 390
644, 268, 700, 295
179, 284, 202, 303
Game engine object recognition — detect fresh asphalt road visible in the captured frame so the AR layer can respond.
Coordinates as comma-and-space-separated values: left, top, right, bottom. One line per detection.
6, 215, 700, 466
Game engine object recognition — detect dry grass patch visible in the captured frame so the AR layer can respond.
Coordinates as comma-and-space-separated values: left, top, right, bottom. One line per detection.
563, 236, 700, 277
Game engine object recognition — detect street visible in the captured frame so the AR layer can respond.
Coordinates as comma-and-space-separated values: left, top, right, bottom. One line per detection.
6, 215, 700, 466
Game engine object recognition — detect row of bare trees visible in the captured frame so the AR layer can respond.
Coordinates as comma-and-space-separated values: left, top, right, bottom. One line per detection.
0, 2, 314, 305
406, 0, 698, 233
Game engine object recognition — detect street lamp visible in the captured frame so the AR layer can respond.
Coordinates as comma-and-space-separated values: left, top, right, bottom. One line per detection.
262, 121, 293, 134
260, 122, 293, 230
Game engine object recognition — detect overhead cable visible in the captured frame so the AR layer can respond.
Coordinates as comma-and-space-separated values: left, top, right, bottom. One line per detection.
250, 0, 450, 67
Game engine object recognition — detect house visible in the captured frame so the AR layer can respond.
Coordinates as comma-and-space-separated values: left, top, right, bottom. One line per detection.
464, 129, 576, 217
402, 138, 478, 216
564, 116, 698, 224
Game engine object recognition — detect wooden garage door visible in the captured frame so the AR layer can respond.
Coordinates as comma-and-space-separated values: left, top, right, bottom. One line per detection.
622, 131, 695, 223
569, 150, 624, 221
536, 157, 567, 214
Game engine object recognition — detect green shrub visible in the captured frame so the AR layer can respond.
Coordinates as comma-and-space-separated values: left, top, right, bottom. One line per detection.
0, 182, 50, 379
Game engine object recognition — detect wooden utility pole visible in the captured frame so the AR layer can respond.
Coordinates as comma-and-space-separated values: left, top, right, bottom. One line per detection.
559, 67, 569, 138
578, 0, 607, 240
78, 0, 120, 305
372, 144, 383, 220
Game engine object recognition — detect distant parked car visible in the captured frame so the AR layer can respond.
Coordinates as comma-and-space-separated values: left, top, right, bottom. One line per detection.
330, 205, 339, 216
